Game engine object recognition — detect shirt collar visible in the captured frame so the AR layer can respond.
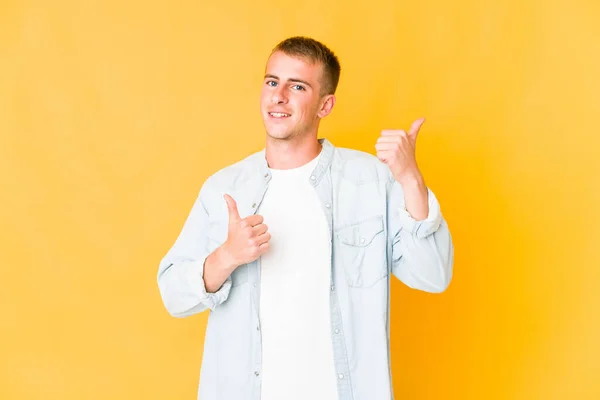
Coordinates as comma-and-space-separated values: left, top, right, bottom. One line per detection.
256, 138, 335, 185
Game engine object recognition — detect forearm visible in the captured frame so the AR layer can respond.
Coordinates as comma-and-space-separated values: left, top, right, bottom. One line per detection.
158, 254, 233, 317
204, 245, 238, 293
388, 179, 454, 293
393, 219, 454, 292
398, 173, 429, 221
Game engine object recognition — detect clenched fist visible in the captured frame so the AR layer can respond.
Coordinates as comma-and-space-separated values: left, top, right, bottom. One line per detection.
221, 194, 271, 268
375, 117, 425, 185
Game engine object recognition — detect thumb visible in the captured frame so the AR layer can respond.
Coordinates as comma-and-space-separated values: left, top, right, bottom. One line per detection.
408, 117, 425, 142
223, 194, 240, 223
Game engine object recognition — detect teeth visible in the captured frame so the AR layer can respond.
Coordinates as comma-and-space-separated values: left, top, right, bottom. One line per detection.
270, 112, 290, 117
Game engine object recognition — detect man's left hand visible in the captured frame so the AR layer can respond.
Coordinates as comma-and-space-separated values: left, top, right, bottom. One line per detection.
375, 117, 426, 185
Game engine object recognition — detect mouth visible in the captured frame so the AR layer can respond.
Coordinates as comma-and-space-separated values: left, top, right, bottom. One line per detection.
268, 112, 292, 119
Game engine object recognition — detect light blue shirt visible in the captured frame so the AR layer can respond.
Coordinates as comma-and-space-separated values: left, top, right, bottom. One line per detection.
157, 138, 454, 400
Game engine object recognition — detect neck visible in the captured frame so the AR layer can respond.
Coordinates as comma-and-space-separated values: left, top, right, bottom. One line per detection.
265, 135, 322, 170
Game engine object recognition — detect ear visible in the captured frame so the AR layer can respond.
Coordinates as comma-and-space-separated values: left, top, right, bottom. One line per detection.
317, 95, 336, 118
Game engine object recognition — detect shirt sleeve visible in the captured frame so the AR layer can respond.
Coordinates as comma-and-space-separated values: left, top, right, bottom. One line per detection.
388, 179, 454, 293
396, 187, 443, 239
157, 178, 232, 317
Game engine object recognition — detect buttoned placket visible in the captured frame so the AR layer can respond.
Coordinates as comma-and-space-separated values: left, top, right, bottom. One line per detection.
249, 170, 271, 399
307, 144, 353, 400
249, 139, 353, 400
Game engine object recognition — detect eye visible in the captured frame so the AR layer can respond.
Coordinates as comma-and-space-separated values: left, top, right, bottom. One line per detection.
292, 84, 305, 91
266, 80, 277, 87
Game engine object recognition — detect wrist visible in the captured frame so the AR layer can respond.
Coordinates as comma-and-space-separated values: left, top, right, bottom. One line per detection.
215, 243, 239, 272
396, 169, 424, 188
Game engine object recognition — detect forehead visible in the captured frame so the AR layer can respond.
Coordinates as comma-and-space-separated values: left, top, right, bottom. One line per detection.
265, 51, 323, 82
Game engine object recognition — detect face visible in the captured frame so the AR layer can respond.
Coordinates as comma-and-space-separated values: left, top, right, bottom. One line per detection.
260, 51, 335, 141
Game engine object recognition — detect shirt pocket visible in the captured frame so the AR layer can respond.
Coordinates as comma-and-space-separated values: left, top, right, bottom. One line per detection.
335, 215, 387, 288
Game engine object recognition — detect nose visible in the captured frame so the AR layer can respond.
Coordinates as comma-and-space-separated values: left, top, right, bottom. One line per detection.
271, 86, 288, 104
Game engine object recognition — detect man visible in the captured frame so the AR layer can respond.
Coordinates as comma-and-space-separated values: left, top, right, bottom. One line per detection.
157, 36, 454, 400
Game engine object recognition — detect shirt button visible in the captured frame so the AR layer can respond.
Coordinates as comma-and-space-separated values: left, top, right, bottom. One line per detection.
331, 285, 335, 291
325, 203, 331, 208
310, 175, 316, 181
338, 373, 344, 379
255, 371, 260, 377
359, 237, 365, 244
264, 173, 268, 178
334, 328, 340, 334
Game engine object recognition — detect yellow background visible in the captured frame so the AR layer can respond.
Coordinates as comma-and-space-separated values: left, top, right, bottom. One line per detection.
1, 0, 598, 399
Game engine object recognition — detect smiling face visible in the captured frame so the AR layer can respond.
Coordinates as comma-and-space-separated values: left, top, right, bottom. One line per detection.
260, 51, 335, 141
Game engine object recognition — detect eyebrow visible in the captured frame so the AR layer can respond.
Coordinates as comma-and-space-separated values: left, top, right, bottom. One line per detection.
264, 74, 313, 89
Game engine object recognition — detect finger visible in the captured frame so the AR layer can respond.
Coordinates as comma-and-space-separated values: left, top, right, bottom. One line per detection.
408, 118, 425, 140
380, 129, 407, 137
254, 232, 271, 246
376, 151, 390, 163
377, 155, 388, 163
252, 223, 268, 236
376, 150, 395, 162
376, 135, 403, 143
224, 194, 241, 223
375, 143, 401, 152
244, 214, 264, 227
257, 241, 270, 254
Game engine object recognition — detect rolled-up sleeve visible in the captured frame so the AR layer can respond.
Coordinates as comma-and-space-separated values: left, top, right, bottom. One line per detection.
388, 180, 454, 293
157, 180, 232, 317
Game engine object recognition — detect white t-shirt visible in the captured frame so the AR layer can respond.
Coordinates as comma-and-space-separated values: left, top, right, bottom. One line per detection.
257, 152, 338, 400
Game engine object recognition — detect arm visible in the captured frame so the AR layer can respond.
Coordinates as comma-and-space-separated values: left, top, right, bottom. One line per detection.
387, 176, 454, 292
376, 117, 454, 292
203, 247, 238, 293
157, 180, 232, 318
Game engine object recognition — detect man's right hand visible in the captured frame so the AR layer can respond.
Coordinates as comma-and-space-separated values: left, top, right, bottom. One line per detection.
221, 194, 271, 269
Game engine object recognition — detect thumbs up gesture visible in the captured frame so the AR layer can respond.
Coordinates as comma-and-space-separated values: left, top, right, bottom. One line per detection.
221, 194, 271, 267
376, 118, 425, 185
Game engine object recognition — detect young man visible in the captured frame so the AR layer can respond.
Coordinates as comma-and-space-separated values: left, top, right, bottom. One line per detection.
157, 36, 454, 400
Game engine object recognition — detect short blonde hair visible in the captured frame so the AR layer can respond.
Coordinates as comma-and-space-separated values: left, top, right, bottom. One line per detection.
271, 36, 341, 96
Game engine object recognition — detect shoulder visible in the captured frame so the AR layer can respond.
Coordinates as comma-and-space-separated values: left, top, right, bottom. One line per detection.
201, 149, 264, 196
333, 146, 393, 183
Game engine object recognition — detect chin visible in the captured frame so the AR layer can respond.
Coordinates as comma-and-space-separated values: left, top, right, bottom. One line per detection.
266, 129, 293, 140
264, 123, 292, 140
